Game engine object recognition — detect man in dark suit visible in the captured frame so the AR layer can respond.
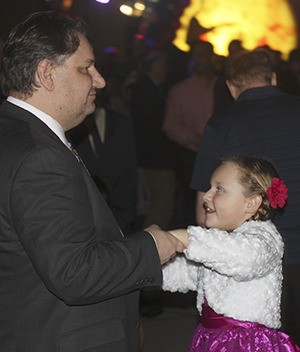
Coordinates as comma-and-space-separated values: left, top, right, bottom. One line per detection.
191, 49, 300, 343
0, 11, 184, 351
68, 102, 138, 235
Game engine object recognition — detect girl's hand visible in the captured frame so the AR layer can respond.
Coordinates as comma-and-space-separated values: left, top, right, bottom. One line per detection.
168, 229, 189, 248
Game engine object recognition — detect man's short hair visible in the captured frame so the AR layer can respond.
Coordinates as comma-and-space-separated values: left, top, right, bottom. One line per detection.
225, 49, 274, 90
0, 11, 87, 97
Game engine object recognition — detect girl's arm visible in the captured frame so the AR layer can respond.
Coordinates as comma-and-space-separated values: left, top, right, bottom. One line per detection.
185, 222, 283, 281
169, 229, 188, 247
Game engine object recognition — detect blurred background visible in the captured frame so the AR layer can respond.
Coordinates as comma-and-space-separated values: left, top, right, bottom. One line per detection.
1, 0, 300, 63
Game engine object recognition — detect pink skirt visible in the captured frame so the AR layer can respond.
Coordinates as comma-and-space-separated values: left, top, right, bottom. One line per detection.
189, 303, 300, 351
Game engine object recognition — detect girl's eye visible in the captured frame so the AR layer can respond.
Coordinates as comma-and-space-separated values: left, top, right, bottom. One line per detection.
216, 186, 224, 193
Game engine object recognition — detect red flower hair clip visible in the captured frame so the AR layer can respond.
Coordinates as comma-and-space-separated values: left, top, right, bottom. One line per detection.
266, 177, 288, 209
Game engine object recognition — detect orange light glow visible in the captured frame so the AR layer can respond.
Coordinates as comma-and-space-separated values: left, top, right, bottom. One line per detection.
62, 0, 73, 10
173, 0, 297, 59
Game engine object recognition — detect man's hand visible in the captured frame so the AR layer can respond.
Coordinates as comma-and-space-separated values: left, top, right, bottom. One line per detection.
145, 224, 185, 265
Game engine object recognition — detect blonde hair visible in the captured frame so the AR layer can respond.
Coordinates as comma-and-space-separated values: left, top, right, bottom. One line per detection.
222, 155, 279, 220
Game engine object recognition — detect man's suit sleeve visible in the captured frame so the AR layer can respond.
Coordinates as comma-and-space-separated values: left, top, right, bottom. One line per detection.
11, 146, 162, 305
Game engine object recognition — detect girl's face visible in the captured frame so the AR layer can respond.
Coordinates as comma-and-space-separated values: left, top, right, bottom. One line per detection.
203, 162, 255, 231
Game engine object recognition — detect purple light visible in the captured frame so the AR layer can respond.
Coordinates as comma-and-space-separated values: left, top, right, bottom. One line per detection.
95, 0, 110, 3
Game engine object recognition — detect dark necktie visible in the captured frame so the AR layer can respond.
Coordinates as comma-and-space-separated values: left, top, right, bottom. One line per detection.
68, 143, 90, 175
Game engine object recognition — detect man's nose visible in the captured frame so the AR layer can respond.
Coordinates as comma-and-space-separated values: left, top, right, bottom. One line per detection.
93, 69, 106, 89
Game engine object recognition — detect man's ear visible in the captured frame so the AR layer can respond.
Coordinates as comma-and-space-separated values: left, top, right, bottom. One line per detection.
35, 59, 55, 91
271, 72, 277, 86
246, 195, 262, 215
226, 80, 238, 100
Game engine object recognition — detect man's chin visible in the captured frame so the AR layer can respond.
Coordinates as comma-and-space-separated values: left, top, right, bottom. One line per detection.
87, 102, 96, 115
81, 104, 96, 121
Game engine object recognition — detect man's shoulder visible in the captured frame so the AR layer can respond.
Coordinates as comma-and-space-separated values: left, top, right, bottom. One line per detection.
275, 92, 300, 105
206, 104, 238, 129
0, 103, 33, 144
237, 86, 300, 106
208, 89, 300, 129
0, 100, 25, 121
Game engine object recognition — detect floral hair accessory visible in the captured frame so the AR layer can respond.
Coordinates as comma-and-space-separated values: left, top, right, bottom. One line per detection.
266, 177, 288, 209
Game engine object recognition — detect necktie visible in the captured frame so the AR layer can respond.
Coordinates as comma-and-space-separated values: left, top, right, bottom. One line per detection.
68, 143, 90, 175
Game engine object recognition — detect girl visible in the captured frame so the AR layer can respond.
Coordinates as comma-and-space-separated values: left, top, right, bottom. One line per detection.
163, 155, 300, 351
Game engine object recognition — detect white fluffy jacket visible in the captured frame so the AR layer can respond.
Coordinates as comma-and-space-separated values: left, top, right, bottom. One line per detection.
162, 220, 284, 329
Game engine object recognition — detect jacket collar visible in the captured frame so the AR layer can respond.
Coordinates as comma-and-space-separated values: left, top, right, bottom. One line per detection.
0, 100, 63, 145
237, 86, 282, 103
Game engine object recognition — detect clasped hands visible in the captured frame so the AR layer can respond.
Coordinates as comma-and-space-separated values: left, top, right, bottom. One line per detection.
145, 224, 189, 265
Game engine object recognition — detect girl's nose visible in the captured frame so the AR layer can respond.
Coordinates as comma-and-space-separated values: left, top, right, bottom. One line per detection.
203, 188, 212, 202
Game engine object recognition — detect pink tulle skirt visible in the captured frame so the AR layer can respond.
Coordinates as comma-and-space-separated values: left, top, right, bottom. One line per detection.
189, 304, 300, 352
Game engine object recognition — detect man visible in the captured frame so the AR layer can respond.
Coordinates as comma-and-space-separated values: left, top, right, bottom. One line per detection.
163, 40, 217, 227
0, 11, 184, 351
68, 94, 138, 235
191, 48, 300, 343
131, 50, 177, 231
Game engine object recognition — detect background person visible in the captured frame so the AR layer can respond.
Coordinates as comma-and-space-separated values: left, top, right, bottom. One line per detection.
67, 93, 138, 235
163, 40, 217, 227
131, 50, 177, 231
191, 49, 300, 343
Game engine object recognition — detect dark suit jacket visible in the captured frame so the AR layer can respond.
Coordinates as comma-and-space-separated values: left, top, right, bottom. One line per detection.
68, 109, 137, 235
131, 74, 177, 170
0, 101, 162, 351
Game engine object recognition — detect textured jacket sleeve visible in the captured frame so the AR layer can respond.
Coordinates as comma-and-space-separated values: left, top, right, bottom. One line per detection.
162, 254, 200, 293
185, 221, 283, 281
